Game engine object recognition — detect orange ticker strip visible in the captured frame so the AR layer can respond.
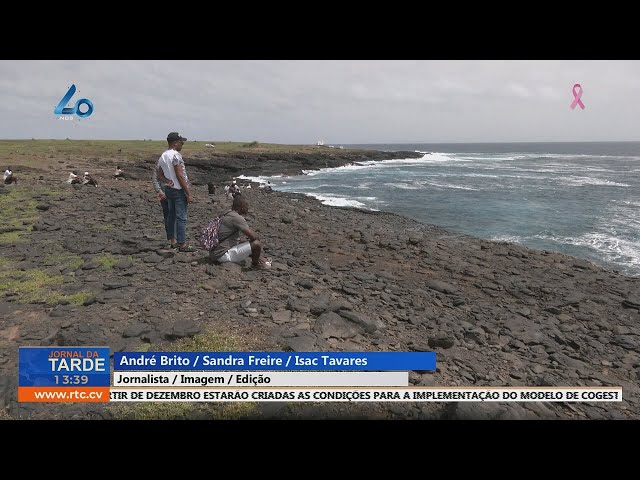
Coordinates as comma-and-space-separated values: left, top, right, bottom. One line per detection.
18, 387, 110, 403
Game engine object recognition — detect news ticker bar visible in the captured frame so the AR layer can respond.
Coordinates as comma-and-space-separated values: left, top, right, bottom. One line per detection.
108, 387, 623, 402
113, 371, 409, 387
17, 387, 623, 403
16, 347, 624, 405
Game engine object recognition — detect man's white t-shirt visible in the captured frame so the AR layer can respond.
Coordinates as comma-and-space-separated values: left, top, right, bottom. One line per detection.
3, 169, 11, 180
157, 149, 189, 191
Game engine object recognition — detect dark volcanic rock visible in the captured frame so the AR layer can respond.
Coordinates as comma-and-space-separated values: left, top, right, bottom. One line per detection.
1, 146, 639, 421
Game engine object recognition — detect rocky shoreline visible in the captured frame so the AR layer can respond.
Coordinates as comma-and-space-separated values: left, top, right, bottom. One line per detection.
125, 148, 425, 184
1, 147, 639, 420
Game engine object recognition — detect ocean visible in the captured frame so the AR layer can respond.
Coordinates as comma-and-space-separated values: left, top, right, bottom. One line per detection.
241, 142, 640, 278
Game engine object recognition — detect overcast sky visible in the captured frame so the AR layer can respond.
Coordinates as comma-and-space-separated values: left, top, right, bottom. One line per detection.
1, 60, 638, 144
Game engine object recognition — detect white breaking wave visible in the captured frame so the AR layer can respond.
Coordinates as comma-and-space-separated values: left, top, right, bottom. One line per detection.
454, 153, 613, 162
608, 205, 640, 229
458, 173, 501, 179
557, 176, 630, 187
296, 153, 448, 176
300, 163, 377, 176
579, 166, 617, 173
376, 179, 481, 191
354, 196, 378, 201
419, 180, 479, 191
490, 234, 524, 244
456, 154, 528, 161
610, 215, 640, 230
308, 193, 378, 209
238, 174, 286, 184
479, 166, 575, 176
618, 200, 640, 207
534, 232, 640, 267
342, 152, 461, 168
280, 183, 355, 191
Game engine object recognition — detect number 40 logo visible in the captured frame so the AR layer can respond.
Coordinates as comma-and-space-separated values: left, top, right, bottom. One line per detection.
54, 84, 94, 118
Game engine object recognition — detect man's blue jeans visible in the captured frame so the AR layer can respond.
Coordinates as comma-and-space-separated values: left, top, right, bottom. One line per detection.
164, 186, 188, 244
161, 197, 170, 241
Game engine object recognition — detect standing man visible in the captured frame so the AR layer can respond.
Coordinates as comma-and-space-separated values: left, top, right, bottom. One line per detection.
157, 132, 195, 252
152, 159, 173, 249
209, 195, 270, 269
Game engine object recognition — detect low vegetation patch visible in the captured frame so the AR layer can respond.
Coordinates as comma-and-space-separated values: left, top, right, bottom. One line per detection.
43, 253, 84, 271
108, 328, 261, 420
94, 254, 118, 268
0, 187, 61, 244
0, 260, 95, 306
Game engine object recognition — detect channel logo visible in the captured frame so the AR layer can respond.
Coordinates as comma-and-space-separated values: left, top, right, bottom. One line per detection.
54, 84, 94, 119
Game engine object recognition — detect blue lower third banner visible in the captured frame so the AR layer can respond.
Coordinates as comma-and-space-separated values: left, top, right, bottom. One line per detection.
114, 352, 436, 371
18, 346, 110, 403
19, 346, 111, 387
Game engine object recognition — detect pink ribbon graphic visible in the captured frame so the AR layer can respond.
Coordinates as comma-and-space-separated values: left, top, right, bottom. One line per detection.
570, 83, 585, 110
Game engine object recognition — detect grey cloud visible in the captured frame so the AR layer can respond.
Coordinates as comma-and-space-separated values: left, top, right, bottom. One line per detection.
0, 60, 639, 143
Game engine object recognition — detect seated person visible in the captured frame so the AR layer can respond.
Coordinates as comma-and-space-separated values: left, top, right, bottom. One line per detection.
114, 165, 125, 179
83, 172, 98, 187
3, 167, 17, 184
209, 196, 271, 269
67, 171, 81, 184
230, 181, 241, 198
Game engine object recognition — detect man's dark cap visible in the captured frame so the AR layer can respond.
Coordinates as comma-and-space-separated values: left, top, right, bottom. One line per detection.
167, 132, 187, 143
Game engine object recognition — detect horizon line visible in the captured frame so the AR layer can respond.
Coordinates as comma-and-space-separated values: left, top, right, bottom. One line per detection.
2, 139, 640, 144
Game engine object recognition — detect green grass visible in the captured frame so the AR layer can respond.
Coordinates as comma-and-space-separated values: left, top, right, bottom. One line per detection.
0, 139, 163, 159
64, 291, 95, 306
0, 269, 64, 304
94, 254, 118, 268
4, 216, 38, 228
0, 260, 94, 306
0, 230, 25, 244
108, 328, 261, 420
42, 251, 131, 273
0, 192, 37, 236
43, 253, 84, 271
0, 187, 55, 244
0, 139, 364, 161
0, 186, 98, 302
